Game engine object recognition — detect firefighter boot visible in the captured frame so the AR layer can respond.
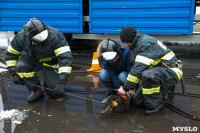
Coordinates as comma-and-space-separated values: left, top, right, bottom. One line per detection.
145, 102, 165, 115
27, 90, 44, 103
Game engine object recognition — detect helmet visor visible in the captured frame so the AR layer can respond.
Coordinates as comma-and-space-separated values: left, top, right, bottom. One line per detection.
32, 30, 48, 42
102, 52, 117, 61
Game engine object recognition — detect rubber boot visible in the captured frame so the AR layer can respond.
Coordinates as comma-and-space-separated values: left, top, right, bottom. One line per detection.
27, 90, 44, 103
145, 102, 165, 115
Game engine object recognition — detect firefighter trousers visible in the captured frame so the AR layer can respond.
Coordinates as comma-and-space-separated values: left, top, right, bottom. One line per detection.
15, 55, 59, 98
133, 66, 182, 109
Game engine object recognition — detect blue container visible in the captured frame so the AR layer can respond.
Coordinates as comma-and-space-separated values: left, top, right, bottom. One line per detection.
0, 0, 83, 33
89, 0, 195, 34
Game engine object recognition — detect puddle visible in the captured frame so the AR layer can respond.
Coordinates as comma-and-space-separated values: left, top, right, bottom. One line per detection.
0, 43, 199, 132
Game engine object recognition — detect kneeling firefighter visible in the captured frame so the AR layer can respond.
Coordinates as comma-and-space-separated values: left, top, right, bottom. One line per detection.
97, 39, 133, 97
5, 17, 73, 102
118, 26, 183, 115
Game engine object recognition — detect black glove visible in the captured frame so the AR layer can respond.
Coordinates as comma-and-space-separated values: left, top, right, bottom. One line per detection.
10, 71, 23, 85
54, 83, 65, 98
13, 75, 23, 84
54, 74, 68, 98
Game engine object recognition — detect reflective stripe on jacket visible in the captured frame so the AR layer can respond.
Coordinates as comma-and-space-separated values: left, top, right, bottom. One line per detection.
124, 31, 179, 91
5, 26, 73, 75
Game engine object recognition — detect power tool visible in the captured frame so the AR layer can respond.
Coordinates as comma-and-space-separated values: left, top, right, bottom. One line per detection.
101, 93, 132, 113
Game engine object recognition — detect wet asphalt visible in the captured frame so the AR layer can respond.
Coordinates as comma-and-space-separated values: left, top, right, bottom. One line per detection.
0, 40, 200, 133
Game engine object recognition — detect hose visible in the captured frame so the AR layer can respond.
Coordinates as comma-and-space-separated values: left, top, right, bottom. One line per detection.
1, 75, 200, 120
165, 103, 200, 122
0, 77, 105, 104
174, 92, 200, 98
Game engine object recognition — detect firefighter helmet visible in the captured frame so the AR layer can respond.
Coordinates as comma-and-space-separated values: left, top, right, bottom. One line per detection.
23, 17, 48, 42
101, 39, 121, 63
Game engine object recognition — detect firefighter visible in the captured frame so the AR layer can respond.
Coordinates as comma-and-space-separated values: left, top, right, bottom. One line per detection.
97, 39, 133, 97
5, 17, 73, 103
118, 26, 183, 115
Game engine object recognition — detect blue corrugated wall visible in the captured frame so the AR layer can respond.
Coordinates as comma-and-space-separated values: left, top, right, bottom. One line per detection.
0, 0, 83, 33
89, 0, 195, 34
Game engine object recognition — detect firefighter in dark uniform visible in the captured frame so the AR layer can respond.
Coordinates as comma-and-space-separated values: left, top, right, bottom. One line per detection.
5, 17, 73, 103
97, 39, 132, 97
118, 26, 183, 115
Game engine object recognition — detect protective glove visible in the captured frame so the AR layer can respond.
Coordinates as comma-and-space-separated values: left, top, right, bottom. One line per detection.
54, 74, 68, 98
12, 74, 23, 85
54, 83, 65, 98
10, 70, 23, 85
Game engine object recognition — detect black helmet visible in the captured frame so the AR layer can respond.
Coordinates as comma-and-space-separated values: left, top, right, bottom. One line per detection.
23, 17, 48, 42
101, 39, 121, 63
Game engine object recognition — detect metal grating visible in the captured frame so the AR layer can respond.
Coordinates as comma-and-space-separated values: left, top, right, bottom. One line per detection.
0, 0, 83, 33
89, 0, 195, 34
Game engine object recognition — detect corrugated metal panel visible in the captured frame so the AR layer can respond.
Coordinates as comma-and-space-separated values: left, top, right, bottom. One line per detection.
0, 0, 83, 33
89, 0, 195, 34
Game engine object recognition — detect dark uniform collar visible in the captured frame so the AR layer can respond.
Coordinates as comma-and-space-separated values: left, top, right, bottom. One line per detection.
130, 31, 143, 50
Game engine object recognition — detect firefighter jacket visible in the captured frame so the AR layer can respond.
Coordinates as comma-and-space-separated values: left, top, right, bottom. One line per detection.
123, 31, 182, 91
101, 47, 133, 88
5, 26, 73, 78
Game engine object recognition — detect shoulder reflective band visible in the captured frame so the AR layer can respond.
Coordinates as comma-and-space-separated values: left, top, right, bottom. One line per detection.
170, 68, 183, 80
6, 60, 17, 67
135, 55, 154, 65
54, 46, 71, 56
157, 41, 166, 50
58, 66, 72, 74
39, 56, 55, 62
161, 51, 175, 60
127, 74, 140, 84
136, 51, 175, 67
7, 45, 22, 55
142, 86, 160, 95
43, 63, 59, 68
16, 72, 34, 78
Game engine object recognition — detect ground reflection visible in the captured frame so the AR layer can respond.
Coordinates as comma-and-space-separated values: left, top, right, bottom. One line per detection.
0, 54, 200, 132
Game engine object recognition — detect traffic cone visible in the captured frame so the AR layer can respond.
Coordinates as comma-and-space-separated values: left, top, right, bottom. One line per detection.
87, 52, 103, 73
92, 74, 99, 88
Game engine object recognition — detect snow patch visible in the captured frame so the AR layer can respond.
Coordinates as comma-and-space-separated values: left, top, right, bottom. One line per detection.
0, 62, 7, 68
0, 109, 19, 120
12, 120, 22, 124
0, 68, 8, 73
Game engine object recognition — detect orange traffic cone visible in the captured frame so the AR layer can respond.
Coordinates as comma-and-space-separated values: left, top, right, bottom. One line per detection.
87, 52, 103, 73
92, 74, 99, 88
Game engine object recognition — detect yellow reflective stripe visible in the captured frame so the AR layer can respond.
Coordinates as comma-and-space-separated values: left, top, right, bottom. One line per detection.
16, 72, 34, 78
170, 68, 183, 80
135, 55, 154, 65
54, 46, 71, 56
150, 59, 161, 68
127, 74, 140, 84
58, 66, 72, 74
161, 51, 175, 60
43, 63, 59, 69
142, 86, 160, 95
39, 57, 55, 62
6, 60, 17, 67
7, 45, 21, 55
135, 51, 174, 68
